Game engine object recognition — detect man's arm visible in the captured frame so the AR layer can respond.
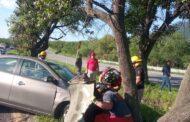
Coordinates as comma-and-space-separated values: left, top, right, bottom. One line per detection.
94, 100, 113, 110
136, 75, 141, 85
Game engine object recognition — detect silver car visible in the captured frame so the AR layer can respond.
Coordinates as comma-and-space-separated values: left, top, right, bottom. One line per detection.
0, 55, 74, 120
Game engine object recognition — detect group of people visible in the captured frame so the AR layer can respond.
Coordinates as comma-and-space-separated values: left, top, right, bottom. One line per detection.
37, 45, 171, 122
75, 41, 99, 82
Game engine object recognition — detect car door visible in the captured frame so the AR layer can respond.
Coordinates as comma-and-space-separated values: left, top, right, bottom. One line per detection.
0, 58, 18, 102
9, 59, 57, 114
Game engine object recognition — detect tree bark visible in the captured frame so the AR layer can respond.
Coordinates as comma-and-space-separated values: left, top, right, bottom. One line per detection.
113, 28, 142, 122
84, 0, 142, 121
141, 54, 149, 83
158, 64, 190, 122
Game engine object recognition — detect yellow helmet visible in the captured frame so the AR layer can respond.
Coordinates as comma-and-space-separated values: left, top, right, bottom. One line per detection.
39, 51, 47, 56
131, 55, 142, 63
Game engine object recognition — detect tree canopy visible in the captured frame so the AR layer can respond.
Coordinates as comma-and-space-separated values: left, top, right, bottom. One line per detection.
9, 0, 86, 56
125, 0, 190, 81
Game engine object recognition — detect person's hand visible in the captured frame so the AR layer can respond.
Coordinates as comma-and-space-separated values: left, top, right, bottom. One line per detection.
91, 96, 96, 103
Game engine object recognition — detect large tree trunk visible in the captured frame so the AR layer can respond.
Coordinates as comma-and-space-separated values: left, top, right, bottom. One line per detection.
84, 0, 142, 121
30, 48, 38, 57
139, 36, 152, 83
140, 51, 149, 83
112, 28, 142, 122
158, 64, 190, 122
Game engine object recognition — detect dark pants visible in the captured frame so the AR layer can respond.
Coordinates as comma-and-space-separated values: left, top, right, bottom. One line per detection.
75, 58, 82, 75
160, 75, 171, 91
83, 103, 104, 122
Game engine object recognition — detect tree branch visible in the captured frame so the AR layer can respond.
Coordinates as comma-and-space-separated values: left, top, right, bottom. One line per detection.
50, 36, 63, 40
165, 0, 171, 19
93, 0, 113, 14
85, 0, 110, 25
142, 2, 186, 56
55, 27, 66, 35
142, 0, 156, 38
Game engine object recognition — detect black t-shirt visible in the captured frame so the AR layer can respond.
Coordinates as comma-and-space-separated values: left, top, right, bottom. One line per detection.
135, 66, 144, 89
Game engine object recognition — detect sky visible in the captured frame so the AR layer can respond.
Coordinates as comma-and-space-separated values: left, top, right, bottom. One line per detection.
0, 0, 16, 39
0, 0, 112, 41
0, 0, 184, 41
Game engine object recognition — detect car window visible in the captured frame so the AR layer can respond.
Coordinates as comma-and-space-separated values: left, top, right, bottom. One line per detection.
20, 60, 51, 81
0, 58, 18, 73
47, 62, 74, 82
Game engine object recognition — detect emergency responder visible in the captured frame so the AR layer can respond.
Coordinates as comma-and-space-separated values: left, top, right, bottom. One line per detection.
38, 51, 47, 61
93, 68, 133, 122
131, 55, 145, 103
98, 67, 121, 91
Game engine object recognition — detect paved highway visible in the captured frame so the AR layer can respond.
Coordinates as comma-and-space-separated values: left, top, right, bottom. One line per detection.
47, 52, 184, 86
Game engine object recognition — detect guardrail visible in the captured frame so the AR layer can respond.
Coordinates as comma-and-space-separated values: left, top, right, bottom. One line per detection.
99, 60, 186, 74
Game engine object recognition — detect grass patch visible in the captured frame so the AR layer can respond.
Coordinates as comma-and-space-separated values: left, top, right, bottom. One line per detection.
35, 115, 58, 122
6, 49, 19, 55
141, 83, 178, 121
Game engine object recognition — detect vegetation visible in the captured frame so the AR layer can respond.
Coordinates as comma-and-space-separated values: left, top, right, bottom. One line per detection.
149, 32, 190, 69
49, 31, 190, 69
8, 0, 86, 56
125, 0, 190, 82
49, 35, 117, 60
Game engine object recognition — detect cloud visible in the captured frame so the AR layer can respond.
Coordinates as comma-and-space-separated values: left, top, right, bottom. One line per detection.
0, 0, 16, 9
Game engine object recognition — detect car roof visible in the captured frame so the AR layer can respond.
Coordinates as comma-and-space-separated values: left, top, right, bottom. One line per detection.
0, 55, 41, 62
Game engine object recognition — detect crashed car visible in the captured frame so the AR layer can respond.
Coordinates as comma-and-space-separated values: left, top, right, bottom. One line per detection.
0, 55, 75, 120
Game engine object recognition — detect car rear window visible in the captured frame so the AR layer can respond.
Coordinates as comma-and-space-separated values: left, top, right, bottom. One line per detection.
0, 58, 18, 73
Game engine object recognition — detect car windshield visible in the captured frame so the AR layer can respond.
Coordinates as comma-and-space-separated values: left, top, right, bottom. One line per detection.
47, 62, 74, 82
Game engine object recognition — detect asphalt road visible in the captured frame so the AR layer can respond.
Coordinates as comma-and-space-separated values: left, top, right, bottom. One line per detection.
47, 52, 184, 86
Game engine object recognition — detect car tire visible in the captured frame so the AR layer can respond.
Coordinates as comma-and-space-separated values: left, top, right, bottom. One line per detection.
60, 104, 69, 122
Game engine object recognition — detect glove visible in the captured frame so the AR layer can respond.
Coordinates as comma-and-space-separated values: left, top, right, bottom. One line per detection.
90, 96, 96, 103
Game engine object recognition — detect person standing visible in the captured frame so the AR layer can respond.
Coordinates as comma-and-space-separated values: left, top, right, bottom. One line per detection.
131, 55, 145, 103
160, 60, 172, 92
86, 52, 99, 82
75, 41, 82, 75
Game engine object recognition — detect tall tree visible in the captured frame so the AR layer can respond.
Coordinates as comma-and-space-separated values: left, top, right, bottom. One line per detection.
84, 0, 141, 121
9, 0, 86, 56
125, 0, 190, 81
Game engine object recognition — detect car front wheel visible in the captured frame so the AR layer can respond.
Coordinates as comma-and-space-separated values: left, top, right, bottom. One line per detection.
60, 104, 69, 122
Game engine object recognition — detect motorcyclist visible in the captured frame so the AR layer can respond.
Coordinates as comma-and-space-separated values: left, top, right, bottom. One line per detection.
84, 68, 134, 122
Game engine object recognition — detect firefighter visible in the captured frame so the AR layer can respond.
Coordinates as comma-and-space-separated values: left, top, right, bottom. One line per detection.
93, 68, 134, 122
38, 51, 47, 61
131, 55, 145, 103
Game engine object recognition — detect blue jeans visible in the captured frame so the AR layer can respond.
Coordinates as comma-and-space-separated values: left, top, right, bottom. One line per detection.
160, 75, 171, 91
